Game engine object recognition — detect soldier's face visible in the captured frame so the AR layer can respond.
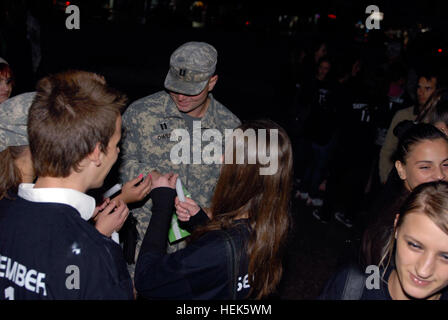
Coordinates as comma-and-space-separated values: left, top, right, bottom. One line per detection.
169, 75, 218, 118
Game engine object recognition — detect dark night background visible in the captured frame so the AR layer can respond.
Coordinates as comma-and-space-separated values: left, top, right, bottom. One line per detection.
4, 0, 448, 122
3, 0, 448, 300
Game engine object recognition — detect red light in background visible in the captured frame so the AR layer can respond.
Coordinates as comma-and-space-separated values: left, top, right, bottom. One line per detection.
245, 21, 250, 26
66, 1, 71, 6
438, 48, 443, 53
328, 14, 336, 19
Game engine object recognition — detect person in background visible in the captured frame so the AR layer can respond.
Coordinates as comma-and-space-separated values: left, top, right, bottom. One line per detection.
296, 56, 338, 207
362, 123, 448, 268
311, 54, 371, 228
379, 70, 439, 183
0, 57, 14, 104
134, 120, 293, 299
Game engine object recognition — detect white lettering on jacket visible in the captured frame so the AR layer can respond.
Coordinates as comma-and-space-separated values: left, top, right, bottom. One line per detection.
0, 253, 47, 296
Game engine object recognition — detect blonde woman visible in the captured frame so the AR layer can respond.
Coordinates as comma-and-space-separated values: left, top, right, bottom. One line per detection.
321, 181, 448, 300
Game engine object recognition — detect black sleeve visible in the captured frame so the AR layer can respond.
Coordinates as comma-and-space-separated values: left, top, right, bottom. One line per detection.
134, 231, 229, 299
178, 208, 210, 232
139, 187, 176, 256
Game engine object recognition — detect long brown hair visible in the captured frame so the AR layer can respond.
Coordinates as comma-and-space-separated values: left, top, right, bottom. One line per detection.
191, 119, 293, 299
0, 145, 28, 200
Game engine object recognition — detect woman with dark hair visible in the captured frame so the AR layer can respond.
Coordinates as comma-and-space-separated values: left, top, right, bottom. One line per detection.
362, 123, 448, 267
134, 119, 293, 299
0, 59, 14, 104
321, 181, 448, 300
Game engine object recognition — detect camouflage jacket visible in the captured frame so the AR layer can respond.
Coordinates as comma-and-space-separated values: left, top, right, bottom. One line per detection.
119, 90, 240, 260
0, 92, 36, 151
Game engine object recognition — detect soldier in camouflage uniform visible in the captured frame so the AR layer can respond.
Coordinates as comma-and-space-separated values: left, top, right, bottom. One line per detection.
0, 92, 36, 200
0, 92, 36, 151
119, 42, 241, 275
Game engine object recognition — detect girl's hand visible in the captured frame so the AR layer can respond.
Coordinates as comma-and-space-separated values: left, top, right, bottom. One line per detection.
174, 197, 200, 222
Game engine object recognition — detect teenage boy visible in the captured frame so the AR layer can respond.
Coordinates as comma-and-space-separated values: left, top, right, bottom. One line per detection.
0, 70, 133, 299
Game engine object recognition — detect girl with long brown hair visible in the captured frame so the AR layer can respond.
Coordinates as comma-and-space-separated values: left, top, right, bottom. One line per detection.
134, 119, 293, 299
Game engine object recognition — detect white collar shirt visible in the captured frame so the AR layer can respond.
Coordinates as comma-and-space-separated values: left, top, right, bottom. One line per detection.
18, 183, 96, 221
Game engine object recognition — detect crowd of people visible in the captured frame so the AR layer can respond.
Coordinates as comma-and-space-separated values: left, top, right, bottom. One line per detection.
287, 36, 445, 230
2, 32, 448, 301
0, 42, 291, 300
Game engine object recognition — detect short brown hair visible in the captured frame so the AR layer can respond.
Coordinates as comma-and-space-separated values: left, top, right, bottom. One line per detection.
28, 70, 127, 177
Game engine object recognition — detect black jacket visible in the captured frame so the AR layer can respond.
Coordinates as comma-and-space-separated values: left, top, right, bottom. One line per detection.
0, 196, 134, 300
319, 264, 448, 300
134, 187, 251, 299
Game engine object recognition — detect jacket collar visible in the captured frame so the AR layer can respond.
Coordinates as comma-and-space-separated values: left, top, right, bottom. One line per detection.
18, 183, 96, 221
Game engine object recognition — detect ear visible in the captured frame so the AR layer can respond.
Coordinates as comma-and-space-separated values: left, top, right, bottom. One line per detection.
87, 143, 102, 167
395, 160, 406, 181
394, 214, 400, 239
207, 75, 218, 92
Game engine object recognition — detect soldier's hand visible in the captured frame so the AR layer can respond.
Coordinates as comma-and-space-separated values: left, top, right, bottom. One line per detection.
116, 173, 152, 204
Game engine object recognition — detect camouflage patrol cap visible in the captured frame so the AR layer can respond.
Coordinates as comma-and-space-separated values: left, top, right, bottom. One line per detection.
0, 92, 36, 152
164, 41, 217, 96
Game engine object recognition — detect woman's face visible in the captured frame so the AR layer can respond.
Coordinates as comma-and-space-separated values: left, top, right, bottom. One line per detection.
396, 138, 448, 191
0, 73, 13, 104
393, 212, 448, 300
